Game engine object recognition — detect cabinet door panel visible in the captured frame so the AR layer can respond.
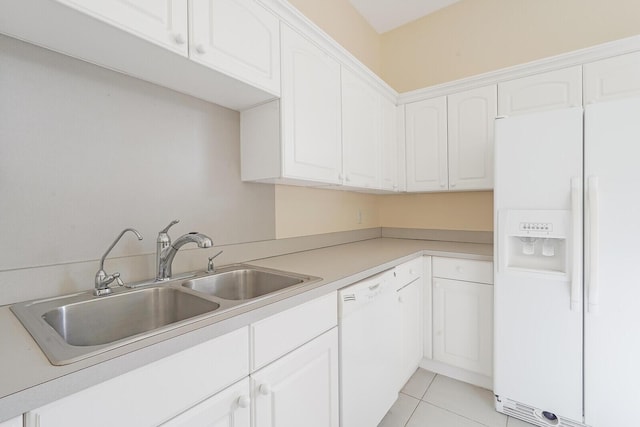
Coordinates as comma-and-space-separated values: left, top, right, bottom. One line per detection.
58, 0, 188, 55
341, 67, 381, 189
405, 97, 448, 192
447, 85, 496, 190
189, 0, 280, 94
498, 66, 582, 116
281, 25, 342, 184
433, 278, 493, 376
252, 328, 339, 427
161, 378, 250, 427
583, 51, 640, 104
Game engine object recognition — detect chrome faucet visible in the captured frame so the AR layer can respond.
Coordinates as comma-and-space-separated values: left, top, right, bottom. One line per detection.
156, 220, 213, 281
95, 228, 143, 296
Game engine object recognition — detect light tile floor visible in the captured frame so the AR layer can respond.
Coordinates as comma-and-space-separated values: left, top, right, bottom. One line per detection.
379, 369, 537, 427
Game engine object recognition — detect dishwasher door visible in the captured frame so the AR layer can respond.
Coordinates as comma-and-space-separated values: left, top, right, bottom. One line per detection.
338, 270, 399, 427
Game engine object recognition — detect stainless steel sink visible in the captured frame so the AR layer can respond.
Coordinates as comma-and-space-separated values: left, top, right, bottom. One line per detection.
182, 266, 318, 300
43, 287, 219, 346
11, 286, 221, 365
11, 264, 321, 365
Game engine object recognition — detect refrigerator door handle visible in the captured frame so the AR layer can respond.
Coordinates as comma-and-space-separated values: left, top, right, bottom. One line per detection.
588, 176, 600, 314
570, 177, 581, 311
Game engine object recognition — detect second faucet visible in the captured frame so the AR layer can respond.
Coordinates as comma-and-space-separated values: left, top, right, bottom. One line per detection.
156, 220, 213, 281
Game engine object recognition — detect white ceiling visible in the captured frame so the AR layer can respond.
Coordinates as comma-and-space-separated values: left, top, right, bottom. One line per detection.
348, 0, 462, 34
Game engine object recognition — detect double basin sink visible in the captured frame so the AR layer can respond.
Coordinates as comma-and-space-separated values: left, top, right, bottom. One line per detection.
11, 265, 320, 365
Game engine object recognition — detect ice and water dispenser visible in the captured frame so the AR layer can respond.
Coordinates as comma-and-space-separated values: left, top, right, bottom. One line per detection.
499, 210, 570, 276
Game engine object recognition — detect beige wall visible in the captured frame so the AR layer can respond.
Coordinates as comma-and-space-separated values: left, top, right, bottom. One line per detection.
379, 192, 494, 232
275, 186, 379, 239
286, 0, 381, 74
381, 0, 640, 91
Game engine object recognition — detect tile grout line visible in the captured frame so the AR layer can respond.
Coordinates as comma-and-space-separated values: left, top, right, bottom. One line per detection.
419, 374, 505, 427
402, 394, 422, 427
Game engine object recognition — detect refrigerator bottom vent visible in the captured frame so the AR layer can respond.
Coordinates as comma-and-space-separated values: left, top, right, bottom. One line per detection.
495, 396, 588, 427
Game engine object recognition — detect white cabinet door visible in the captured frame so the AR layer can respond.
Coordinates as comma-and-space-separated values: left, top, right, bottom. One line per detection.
498, 66, 582, 116
0, 416, 21, 427
189, 0, 280, 95
57, 0, 188, 55
252, 328, 339, 427
405, 96, 448, 192
341, 67, 381, 189
397, 279, 424, 388
281, 24, 342, 185
432, 278, 493, 376
583, 51, 640, 104
381, 98, 399, 191
447, 85, 496, 191
162, 378, 250, 427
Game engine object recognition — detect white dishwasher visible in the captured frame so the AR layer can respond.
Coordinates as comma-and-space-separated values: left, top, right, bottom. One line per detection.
338, 269, 398, 427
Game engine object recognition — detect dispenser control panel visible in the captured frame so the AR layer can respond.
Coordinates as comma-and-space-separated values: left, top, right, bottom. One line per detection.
519, 222, 553, 232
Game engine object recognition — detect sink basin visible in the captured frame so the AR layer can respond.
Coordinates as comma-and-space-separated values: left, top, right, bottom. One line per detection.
11, 286, 220, 365
43, 287, 220, 346
183, 266, 317, 300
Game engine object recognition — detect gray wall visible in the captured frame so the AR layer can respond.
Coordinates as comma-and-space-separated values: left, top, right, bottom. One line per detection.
0, 35, 275, 302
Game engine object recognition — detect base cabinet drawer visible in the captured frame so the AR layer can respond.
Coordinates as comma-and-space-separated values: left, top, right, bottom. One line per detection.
250, 291, 337, 371
432, 278, 493, 376
432, 257, 493, 284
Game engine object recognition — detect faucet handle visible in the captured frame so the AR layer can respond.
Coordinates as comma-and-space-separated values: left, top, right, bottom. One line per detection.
160, 219, 180, 234
207, 250, 223, 273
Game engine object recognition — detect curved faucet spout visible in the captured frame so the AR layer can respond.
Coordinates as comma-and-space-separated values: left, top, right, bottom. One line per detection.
156, 231, 213, 281
171, 232, 213, 250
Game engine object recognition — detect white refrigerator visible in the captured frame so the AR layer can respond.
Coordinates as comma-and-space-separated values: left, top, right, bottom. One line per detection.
493, 98, 640, 427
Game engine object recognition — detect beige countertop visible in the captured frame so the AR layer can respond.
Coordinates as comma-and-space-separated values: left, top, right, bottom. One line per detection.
0, 238, 492, 421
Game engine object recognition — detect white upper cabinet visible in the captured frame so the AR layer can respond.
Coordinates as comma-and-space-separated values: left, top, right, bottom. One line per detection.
281, 24, 342, 184
447, 85, 496, 191
189, 0, 280, 94
341, 66, 382, 189
1, 0, 280, 109
57, 0, 189, 55
583, 51, 640, 104
405, 87, 495, 193
381, 98, 399, 192
498, 66, 582, 116
405, 96, 449, 192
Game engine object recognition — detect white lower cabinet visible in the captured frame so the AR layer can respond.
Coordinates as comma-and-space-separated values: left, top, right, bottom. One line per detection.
0, 416, 22, 427
251, 328, 339, 427
162, 378, 251, 427
25, 327, 250, 427
432, 262, 493, 377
